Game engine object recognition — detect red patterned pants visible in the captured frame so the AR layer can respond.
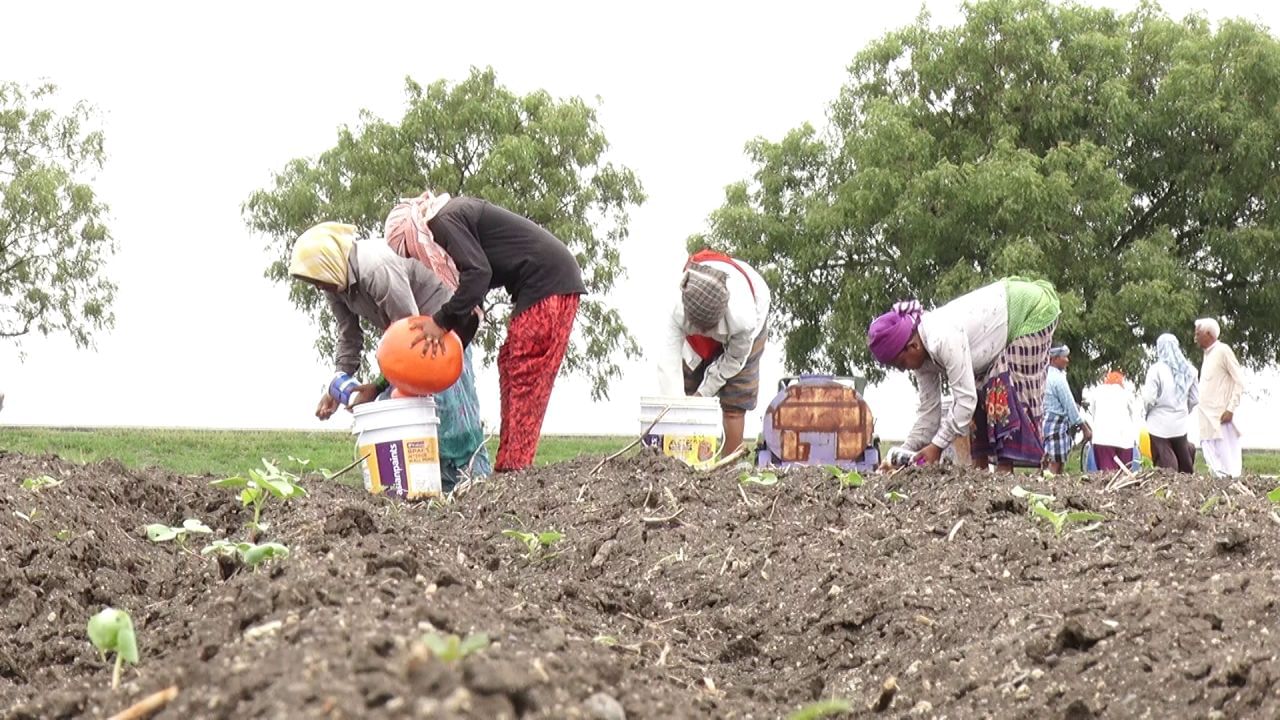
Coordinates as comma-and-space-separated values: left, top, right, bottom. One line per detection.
495, 294, 580, 470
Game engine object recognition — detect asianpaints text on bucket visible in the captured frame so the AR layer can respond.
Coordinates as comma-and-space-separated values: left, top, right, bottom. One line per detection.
351, 396, 442, 500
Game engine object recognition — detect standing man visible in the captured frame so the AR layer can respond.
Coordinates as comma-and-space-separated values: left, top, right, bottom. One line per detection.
1194, 318, 1246, 478
1042, 345, 1090, 474
657, 250, 771, 455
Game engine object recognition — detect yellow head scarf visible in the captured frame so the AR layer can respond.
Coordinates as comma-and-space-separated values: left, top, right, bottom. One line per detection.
289, 222, 357, 288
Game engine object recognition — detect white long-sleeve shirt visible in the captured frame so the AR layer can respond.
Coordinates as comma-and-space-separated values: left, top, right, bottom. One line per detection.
1196, 342, 1245, 440
657, 258, 770, 397
902, 282, 1010, 452
1141, 361, 1198, 439
1084, 383, 1141, 449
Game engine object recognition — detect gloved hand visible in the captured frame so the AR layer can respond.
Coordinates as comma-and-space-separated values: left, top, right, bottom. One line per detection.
887, 446, 917, 467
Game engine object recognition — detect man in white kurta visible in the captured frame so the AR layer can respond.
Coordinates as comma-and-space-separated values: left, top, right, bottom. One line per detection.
1193, 318, 1245, 478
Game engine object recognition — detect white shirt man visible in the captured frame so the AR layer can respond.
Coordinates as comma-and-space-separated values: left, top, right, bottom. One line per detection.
1194, 317, 1246, 478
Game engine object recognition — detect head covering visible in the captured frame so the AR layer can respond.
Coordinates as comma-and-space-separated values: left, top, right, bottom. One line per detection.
1104, 370, 1125, 385
384, 191, 459, 290
1155, 333, 1196, 400
290, 222, 356, 288
867, 300, 924, 364
681, 263, 730, 331
1195, 317, 1221, 340
1049, 345, 1070, 358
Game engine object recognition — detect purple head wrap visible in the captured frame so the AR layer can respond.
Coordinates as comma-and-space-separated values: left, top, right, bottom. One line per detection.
867, 300, 923, 364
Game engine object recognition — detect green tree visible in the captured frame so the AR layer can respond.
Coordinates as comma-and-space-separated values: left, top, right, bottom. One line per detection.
245, 67, 644, 399
697, 0, 1280, 390
0, 82, 114, 347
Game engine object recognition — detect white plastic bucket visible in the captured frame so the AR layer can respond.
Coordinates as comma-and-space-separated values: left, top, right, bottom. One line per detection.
639, 395, 722, 466
351, 396, 442, 500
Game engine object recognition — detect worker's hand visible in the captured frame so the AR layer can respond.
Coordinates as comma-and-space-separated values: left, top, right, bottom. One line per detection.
1221, 410, 1234, 425
1082, 424, 1093, 442
316, 391, 340, 421
408, 316, 446, 356
915, 444, 944, 466
350, 383, 380, 408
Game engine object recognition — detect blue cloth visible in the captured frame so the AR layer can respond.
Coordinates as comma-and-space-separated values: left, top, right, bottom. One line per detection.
1043, 366, 1081, 427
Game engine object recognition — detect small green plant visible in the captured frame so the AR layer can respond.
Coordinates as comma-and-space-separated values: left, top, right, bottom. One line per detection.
210, 459, 307, 531
55, 528, 74, 542
420, 632, 489, 663
144, 518, 213, 548
13, 508, 42, 523
1200, 494, 1222, 515
824, 465, 864, 488
501, 529, 562, 560
1153, 485, 1171, 500
738, 470, 779, 486
1012, 485, 1105, 536
20, 474, 63, 492
201, 540, 290, 570
593, 634, 619, 647
885, 490, 908, 502
1267, 486, 1280, 504
786, 698, 854, 720
1139, 455, 1155, 470
87, 607, 138, 690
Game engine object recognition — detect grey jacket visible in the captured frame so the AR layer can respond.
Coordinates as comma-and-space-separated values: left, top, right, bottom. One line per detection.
328, 240, 451, 375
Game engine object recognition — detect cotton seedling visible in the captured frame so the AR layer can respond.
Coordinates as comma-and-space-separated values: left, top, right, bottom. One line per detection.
885, 490, 909, 502
144, 518, 213, 550
420, 632, 489, 663
1200, 494, 1222, 515
824, 465, 864, 488
1267, 486, 1280, 504
501, 529, 562, 560
13, 508, 42, 523
786, 698, 854, 720
20, 474, 63, 492
87, 607, 138, 690
210, 459, 307, 531
201, 540, 290, 571
738, 470, 779, 486
1011, 485, 1106, 536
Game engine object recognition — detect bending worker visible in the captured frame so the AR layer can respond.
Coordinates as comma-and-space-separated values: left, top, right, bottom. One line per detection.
867, 277, 1060, 472
657, 250, 771, 455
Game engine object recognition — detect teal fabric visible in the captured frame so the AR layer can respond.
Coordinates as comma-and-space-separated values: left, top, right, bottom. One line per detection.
435, 345, 490, 489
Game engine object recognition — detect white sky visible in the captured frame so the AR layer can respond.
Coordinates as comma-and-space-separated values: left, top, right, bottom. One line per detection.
2, 0, 1278, 446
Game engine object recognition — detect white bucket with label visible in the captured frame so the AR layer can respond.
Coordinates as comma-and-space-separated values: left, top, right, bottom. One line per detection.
351, 396, 442, 500
639, 395, 723, 467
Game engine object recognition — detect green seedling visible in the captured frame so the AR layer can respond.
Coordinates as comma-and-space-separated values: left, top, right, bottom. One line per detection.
144, 518, 213, 548
211, 458, 307, 531
1152, 485, 1171, 500
824, 465, 864, 488
87, 607, 138, 690
1266, 486, 1280, 504
1200, 494, 1222, 515
20, 474, 63, 492
420, 632, 489, 663
501, 529, 562, 559
787, 698, 854, 720
1012, 485, 1105, 536
201, 540, 290, 570
593, 635, 619, 647
55, 528, 73, 542
885, 490, 908, 502
738, 470, 779, 486
14, 508, 42, 523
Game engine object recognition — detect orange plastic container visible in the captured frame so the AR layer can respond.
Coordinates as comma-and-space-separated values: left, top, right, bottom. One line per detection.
376, 316, 464, 395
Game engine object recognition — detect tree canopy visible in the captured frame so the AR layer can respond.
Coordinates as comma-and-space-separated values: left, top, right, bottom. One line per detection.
696, 0, 1280, 391
245, 67, 645, 399
0, 82, 114, 347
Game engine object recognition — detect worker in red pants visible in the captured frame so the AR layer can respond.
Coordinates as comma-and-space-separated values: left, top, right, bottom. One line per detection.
406, 195, 583, 472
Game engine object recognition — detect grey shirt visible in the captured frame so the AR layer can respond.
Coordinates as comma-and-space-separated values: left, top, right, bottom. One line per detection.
328, 240, 451, 375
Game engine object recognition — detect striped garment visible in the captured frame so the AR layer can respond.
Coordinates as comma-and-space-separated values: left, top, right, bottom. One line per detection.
970, 322, 1056, 467
1042, 413, 1074, 463
684, 327, 768, 412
